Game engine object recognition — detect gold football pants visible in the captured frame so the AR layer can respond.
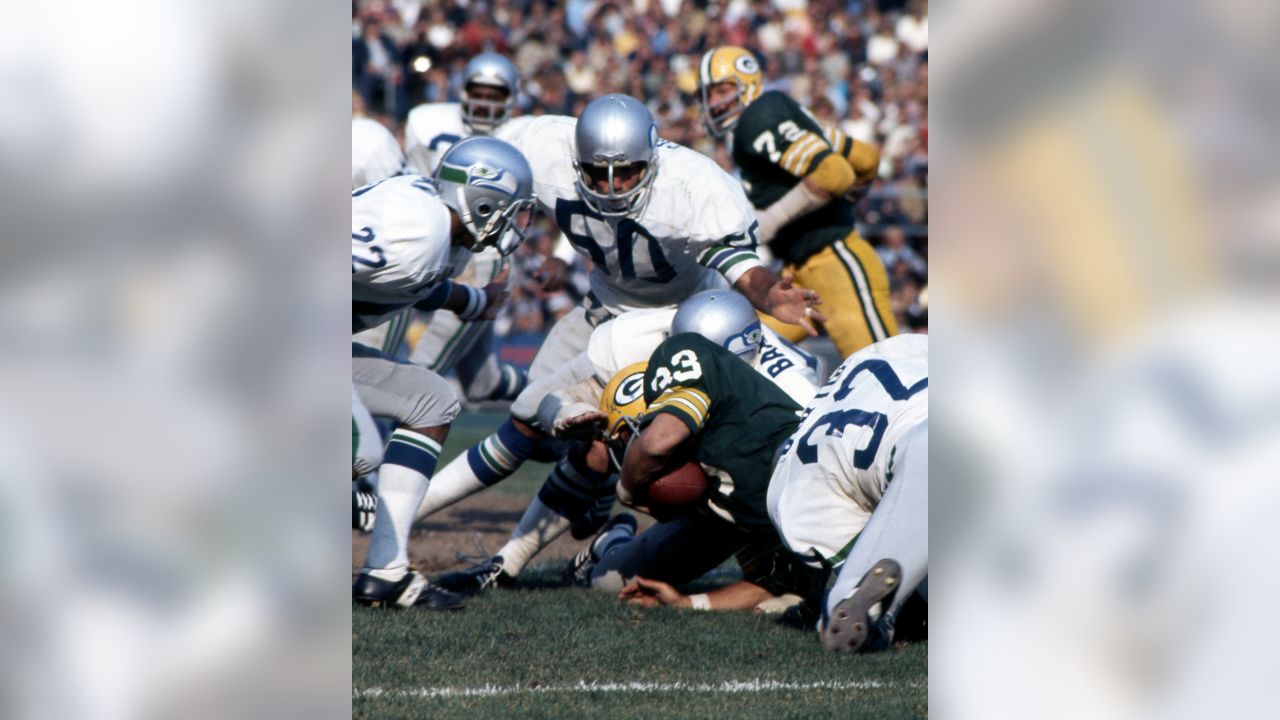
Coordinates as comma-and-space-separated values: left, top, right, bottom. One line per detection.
761, 230, 898, 358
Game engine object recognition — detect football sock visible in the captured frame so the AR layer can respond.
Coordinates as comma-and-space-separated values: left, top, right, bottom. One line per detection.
496, 496, 572, 576
414, 418, 541, 521
362, 428, 441, 581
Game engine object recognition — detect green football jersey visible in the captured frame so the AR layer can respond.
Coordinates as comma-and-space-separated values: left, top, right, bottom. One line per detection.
731, 91, 852, 265
640, 333, 802, 532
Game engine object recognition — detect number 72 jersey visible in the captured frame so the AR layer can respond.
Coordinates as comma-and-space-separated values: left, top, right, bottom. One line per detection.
779, 334, 928, 513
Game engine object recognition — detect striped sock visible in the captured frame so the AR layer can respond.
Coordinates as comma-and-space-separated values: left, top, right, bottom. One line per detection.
489, 364, 527, 401
465, 419, 541, 486
362, 428, 442, 579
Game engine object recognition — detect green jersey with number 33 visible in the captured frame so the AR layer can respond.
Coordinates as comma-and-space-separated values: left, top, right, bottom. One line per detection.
641, 333, 802, 532
731, 91, 851, 265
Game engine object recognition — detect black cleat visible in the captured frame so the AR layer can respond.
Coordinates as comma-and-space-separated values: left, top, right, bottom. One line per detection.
434, 556, 516, 596
353, 570, 465, 610
823, 559, 901, 653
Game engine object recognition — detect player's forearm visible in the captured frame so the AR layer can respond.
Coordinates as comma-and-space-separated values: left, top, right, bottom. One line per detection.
685, 581, 774, 611
414, 280, 490, 319
619, 416, 688, 496
732, 266, 782, 315
755, 175, 836, 244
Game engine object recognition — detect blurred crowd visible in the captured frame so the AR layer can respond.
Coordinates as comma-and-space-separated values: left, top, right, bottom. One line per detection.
354, 0, 928, 337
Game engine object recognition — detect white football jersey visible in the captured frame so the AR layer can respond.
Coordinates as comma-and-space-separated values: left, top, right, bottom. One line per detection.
403, 103, 468, 176
351, 175, 472, 332
499, 115, 764, 315
585, 308, 818, 406
352, 117, 405, 189
779, 333, 928, 511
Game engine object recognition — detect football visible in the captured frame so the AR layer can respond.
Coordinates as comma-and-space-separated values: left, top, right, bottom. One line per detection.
646, 461, 710, 507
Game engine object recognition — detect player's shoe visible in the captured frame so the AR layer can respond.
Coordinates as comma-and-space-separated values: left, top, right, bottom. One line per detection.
352, 570, 466, 611
352, 478, 378, 532
563, 512, 638, 587
823, 558, 901, 653
434, 556, 516, 596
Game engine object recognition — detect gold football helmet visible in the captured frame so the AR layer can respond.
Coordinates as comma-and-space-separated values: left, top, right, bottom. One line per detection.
698, 46, 763, 137
599, 362, 648, 470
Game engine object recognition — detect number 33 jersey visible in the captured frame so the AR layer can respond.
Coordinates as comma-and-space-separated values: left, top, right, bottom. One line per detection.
351, 175, 472, 333
640, 334, 806, 533
777, 334, 928, 513
498, 115, 764, 315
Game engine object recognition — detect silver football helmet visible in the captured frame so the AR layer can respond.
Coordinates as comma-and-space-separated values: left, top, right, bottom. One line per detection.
434, 136, 536, 256
671, 290, 763, 362
462, 53, 520, 134
573, 94, 659, 218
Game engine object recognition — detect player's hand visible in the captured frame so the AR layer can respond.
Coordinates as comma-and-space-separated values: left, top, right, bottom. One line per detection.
618, 577, 689, 608
767, 272, 825, 336
554, 409, 606, 441
535, 257, 570, 293
477, 265, 511, 320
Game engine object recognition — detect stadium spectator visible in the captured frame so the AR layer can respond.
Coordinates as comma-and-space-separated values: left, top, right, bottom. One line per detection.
355, 0, 928, 340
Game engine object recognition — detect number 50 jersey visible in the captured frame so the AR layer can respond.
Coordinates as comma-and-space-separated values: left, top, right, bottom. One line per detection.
498, 116, 764, 315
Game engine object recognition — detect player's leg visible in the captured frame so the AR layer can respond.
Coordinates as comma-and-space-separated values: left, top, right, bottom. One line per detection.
352, 386, 383, 479
588, 510, 752, 594
452, 324, 527, 402
352, 387, 382, 532
434, 438, 615, 594
414, 307, 596, 519
819, 231, 897, 356
351, 344, 464, 609
823, 421, 928, 651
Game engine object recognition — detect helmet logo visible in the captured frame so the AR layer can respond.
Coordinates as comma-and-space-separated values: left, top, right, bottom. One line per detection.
614, 371, 645, 406
734, 55, 759, 75
724, 321, 763, 357
466, 163, 517, 196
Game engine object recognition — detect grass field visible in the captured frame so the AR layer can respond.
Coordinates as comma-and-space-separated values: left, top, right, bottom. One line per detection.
353, 410, 928, 719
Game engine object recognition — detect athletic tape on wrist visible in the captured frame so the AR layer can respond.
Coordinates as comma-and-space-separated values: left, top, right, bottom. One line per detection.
689, 593, 712, 611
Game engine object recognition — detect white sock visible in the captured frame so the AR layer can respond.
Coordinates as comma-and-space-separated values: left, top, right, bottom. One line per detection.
414, 451, 487, 521
362, 429, 442, 580
496, 496, 572, 575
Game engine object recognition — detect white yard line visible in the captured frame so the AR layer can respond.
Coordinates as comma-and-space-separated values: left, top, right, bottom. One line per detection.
354, 679, 915, 699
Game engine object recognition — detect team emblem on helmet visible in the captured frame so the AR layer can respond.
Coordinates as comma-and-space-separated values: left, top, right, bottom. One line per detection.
698, 46, 764, 137
434, 137, 536, 256
600, 362, 649, 470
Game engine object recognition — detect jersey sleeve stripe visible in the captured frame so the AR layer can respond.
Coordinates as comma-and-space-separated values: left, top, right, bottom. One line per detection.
779, 134, 825, 174
783, 134, 831, 176
649, 387, 711, 424
698, 245, 737, 268
652, 386, 711, 413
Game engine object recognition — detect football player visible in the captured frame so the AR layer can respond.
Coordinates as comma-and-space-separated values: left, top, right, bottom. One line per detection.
352, 116, 406, 191
582, 331, 829, 614
768, 334, 928, 652
427, 290, 822, 593
400, 52, 533, 404
351, 137, 535, 610
420, 95, 826, 552
699, 46, 898, 357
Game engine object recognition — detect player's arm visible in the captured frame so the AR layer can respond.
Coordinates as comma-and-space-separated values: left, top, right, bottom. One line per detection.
618, 412, 691, 507
693, 217, 824, 333
742, 100, 859, 243
733, 266, 824, 336
618, 577, 775, 611
412, 266, 511, 320
823, 126, 880, 188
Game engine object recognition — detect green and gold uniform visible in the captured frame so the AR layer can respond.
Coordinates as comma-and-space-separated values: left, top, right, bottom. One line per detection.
731, 91, 898, 355
641, 333, 802, 533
